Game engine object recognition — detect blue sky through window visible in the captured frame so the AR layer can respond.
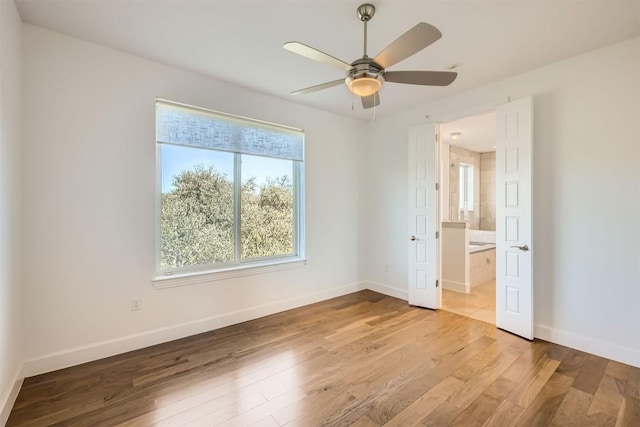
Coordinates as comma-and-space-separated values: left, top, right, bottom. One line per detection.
161, 145, 292, 193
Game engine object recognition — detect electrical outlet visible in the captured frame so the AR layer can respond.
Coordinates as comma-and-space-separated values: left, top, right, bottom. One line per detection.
131, 298, 142, 311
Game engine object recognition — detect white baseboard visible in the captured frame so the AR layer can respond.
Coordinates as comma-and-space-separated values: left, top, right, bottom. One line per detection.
22, 282, 365, 377
0, 366, 23, 427
362, 280, 408, 301
20, 283, 640, 380
534, 324, 640, 368
442, 279, 469, 293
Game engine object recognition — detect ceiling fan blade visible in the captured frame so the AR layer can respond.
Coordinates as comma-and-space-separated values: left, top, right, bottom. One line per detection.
361, 92, 380, 109
384, 70, 457, 86
374, 23, 442, 69
283, 42, 352, 71
291, 79, 344, 95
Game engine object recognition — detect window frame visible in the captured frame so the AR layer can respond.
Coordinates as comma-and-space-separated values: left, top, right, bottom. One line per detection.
459, 162, 474, 212
153, 100, 306, 285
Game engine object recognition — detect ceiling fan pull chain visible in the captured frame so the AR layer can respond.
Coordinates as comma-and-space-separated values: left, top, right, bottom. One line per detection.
352, 92, 355, 111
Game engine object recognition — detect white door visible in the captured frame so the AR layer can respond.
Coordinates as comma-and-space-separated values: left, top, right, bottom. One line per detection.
496, 97, 533, 339
408, 124, 439, 309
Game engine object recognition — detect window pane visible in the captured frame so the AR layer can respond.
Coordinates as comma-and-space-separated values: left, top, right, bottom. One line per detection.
467, 165, 474, 212
241, 154, 294, 260
459, 165, 465, 210
459, 163, 475, 212
160, 144, 235, 270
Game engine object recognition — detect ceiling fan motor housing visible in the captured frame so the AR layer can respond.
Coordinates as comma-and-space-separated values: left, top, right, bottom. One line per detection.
345, 57, 385, 93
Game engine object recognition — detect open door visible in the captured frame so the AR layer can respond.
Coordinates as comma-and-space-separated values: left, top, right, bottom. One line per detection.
495, 97, 533, 339
408, 124, 439, 309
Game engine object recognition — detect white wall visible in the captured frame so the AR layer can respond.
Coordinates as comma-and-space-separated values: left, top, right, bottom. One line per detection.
0, 0, 23, 422
362, 37, 640, 367
21, 25, 364, 375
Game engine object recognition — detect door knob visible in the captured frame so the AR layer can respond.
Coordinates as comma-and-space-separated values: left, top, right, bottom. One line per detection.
410, 235, 418, 241
510, 244, 529, 251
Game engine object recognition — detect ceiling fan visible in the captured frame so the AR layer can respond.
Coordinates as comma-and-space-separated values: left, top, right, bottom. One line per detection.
283, 3, 457, 109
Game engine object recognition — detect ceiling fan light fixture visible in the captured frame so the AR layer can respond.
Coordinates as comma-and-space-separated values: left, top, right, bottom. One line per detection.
348, 76, 382, 97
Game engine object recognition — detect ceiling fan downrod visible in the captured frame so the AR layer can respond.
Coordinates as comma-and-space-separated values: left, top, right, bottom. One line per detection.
357, 4, 375, 58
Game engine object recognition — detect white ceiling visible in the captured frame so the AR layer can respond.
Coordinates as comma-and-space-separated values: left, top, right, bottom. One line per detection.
14, 0, 640, 121
440, 112, 496, 153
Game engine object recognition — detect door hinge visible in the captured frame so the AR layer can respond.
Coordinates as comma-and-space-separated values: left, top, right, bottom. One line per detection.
435, 231, 440, 239
436, 280, 439, 288
436, 133, 439, 142
435, 182, 439, 191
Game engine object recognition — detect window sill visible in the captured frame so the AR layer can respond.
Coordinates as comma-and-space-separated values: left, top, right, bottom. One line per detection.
152, 258, 307, 289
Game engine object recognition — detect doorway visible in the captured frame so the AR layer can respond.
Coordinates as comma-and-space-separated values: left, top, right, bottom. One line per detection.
407, 97, 533, 339
438, 112, 497, 324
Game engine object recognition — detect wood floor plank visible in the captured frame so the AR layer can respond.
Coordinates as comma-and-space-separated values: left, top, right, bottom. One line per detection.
324, 319, 498, 424
154, 391, 267, 427
274, 390, 355, 426
625, 366, 640, 399
501, 341, 552, 384
385, 376, 465, 426
546, 343, 571, 362
572, 354, 609, 395
616, 396, 640, 427
482, 400, 523, 427
305, 314, 463, 397
418, 349, 521, 426
549, 387, 594, 426
6, 291, 637, 427
366, 337, 498, 424
507, 357, 561, 408
449, 393, 501, 426
421, 401, 463, 427
606, 360, 632, 381
556, 348, 590, 379
482, 377, 518, 402
512, 372, 573, 427
447, 348, 521, 410
348, 414, 379, 427
248, 415, 280, 427
587, 373, 626, 422
214, 388, 307, 427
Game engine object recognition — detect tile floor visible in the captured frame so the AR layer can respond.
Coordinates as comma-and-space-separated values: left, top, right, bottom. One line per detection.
442, 279, 496, 324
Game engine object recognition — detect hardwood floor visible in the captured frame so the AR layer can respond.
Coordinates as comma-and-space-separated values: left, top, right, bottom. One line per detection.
8, 290, 640, 426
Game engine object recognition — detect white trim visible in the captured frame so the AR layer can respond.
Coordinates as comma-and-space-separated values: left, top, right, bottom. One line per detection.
233, 152, 242, 262
294, 159, 306, 261
534, 324, 640, 368
152, 258, 307, 289
442, 279, 469, 293
0, 366, 23, 426
363, 281, 408, 301
22, 282, 364, 377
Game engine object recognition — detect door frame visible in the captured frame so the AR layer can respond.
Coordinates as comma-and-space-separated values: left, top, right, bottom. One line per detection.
423, 97, 534, 334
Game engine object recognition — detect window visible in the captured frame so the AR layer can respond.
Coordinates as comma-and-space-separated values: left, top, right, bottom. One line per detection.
156, 100, 304, 277
459, 163, 474, 211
